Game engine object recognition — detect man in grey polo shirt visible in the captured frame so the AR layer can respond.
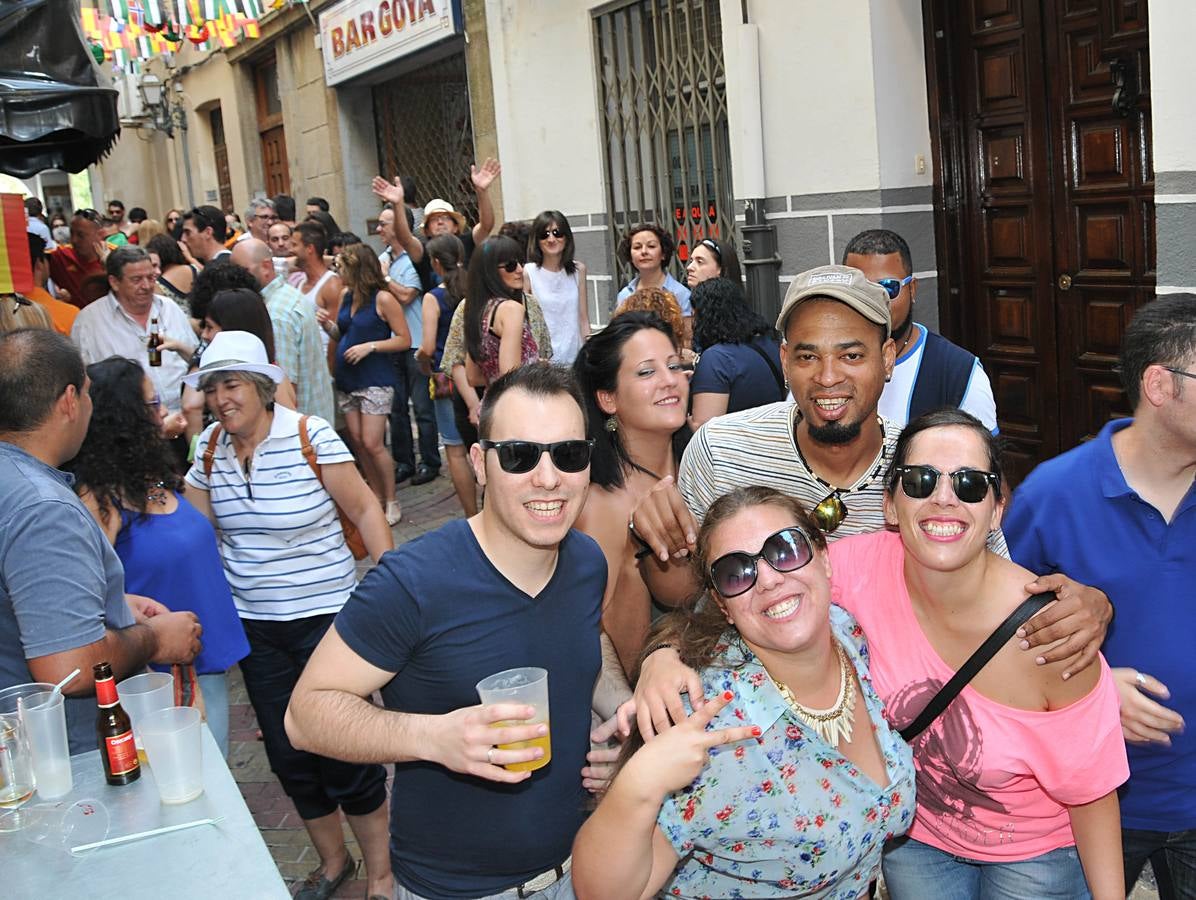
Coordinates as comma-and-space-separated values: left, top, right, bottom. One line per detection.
0, 329, 201, 753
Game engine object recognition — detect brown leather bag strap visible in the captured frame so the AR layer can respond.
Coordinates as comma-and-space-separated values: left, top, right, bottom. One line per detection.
202, 424, 223, 478
297, 415, 322, 482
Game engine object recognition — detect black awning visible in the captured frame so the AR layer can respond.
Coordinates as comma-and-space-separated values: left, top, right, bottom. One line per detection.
0, 0, 120, 177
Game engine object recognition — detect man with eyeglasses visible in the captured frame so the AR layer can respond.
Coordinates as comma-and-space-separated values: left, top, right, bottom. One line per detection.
238, 197, 278, 244
70, 246, 197, 414
287, 363, 626, 900
181, 205, 232, 265
1005, 294, 1196, 897
628, 264, 1111, 730
47, 209, 108, 308
843, 228, 997, 431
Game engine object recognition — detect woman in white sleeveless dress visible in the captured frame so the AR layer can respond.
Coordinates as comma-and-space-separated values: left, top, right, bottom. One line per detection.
522, 211, 589, 366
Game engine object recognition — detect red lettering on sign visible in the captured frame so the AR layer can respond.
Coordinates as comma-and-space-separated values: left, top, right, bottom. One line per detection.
379, 1, 392, 36
346, 19, 361, 52
331, 26, 345, 58
419, 0, 436, 17
690, 205, 700, 222
360, 11, 376, 43
674, 207, 684, 222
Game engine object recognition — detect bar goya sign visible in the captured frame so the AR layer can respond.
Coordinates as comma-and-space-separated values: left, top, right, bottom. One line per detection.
320, 0, 457, 86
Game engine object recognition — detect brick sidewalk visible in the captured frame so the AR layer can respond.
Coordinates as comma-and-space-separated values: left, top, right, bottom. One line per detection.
225, 474, 465, 896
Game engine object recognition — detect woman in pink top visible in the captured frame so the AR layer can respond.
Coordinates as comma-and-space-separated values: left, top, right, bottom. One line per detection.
829, 409, 1127, 899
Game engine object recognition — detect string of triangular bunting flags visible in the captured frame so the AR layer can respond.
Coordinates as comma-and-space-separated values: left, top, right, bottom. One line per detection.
81, 0, 303, 74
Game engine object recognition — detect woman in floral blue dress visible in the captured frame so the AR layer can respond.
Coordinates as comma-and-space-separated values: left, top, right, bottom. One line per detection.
573, 486, 915, 899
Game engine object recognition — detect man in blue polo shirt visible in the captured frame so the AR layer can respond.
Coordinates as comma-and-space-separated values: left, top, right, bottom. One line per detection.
287, 363, 616, 900
1005, 293, 1196, 897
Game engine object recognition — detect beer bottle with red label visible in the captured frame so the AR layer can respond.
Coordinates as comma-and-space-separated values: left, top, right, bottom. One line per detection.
93, 662, 141, 785
147, 317, 163, 367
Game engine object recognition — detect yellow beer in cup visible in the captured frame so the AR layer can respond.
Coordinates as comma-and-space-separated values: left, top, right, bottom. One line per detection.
477, 667, 551, 773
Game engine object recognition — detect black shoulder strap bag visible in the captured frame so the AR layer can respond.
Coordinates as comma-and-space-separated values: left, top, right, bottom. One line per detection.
899, 592, 1055, 743
744, 339, 786, 396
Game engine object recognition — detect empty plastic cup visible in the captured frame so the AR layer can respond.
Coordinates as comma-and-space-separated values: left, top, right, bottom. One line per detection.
20, 689, 72, 799
117, 671, 174, 760
138, 706, 203, 805
476, 667, 550, 772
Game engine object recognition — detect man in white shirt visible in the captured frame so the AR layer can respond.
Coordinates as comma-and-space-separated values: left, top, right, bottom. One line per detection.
240, 198, 278, 244
70, 246, 197, 413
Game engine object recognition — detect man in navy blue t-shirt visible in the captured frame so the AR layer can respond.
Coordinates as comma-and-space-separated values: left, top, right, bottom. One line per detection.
287, 363, 610, 900
1005, 294, 1196, 897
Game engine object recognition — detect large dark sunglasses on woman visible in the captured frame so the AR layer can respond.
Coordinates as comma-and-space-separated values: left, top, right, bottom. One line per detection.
708, 527, 815, 599
478, 439, 594, 474
893, 464, 1000, 503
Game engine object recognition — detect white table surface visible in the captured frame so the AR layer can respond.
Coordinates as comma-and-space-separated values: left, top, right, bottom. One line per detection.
0, 724, 289, 899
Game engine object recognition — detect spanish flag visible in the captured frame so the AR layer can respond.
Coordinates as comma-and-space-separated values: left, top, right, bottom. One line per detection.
0, 194, 34, 295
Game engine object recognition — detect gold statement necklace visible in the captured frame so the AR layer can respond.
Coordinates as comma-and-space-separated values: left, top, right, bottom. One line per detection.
773, 640, 856, 747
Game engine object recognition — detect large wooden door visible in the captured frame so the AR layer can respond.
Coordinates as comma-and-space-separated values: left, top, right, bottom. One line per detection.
209, 107, 234, 212
926, 0, 1154, 483
255, 56, 290, 198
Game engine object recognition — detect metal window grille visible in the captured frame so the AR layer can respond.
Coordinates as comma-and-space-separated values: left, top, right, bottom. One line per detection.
373, 52, 478, 224
593, 0, 733, 294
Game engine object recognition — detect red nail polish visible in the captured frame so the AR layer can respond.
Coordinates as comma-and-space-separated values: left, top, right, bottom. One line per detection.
750, 726, 761, 736
722, 690, 733, 701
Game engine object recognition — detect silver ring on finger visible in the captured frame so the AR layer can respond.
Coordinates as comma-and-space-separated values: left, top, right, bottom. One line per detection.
486, 747, 495, 764
1135, 670, 1147, 688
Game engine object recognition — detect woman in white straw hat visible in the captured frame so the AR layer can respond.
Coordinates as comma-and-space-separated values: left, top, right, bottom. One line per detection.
183, 330, 397, 900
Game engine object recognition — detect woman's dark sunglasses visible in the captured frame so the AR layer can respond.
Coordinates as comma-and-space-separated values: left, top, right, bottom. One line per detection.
708, 527, 815, 599
540, 228, 564, 240
500, 260, 521, 273
876, 275, 914, 300
479, 439, 594, 474
894, 464, 999, 503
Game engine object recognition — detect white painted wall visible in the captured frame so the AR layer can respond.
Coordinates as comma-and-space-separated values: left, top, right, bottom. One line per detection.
484, 0, 606, 219
485, 0, 933, 221
869, 0, 933, 190
728, 0, 881, 198
1150, 0, 1196, 173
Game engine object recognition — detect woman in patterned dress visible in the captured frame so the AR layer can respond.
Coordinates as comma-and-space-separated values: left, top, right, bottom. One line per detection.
573, 486, 915, 899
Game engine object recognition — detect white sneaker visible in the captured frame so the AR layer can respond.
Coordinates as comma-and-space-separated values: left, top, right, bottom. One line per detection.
385, 500, 402, 526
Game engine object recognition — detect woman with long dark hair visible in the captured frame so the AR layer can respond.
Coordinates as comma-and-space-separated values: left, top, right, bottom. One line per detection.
689, 277, 785, 429
416, 234, 478, 515
146, 233, 195, 315
327, 242, 411, 525
573, 311, 690, 675
523, 210, 589, 365
463, 235, 540, 381
65, 356, 249, 757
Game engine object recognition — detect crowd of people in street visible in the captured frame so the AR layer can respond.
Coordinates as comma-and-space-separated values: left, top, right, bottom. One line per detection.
4, 166, 1194, 900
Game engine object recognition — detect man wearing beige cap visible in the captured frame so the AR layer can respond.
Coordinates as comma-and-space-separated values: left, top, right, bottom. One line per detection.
627, 263, 1113, 737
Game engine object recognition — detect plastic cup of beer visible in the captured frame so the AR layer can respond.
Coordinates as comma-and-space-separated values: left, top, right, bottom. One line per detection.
117, 671, 174, 762
0, 683, 45, 823
20, 689, 73, 800
139, 706, 203, 805
475, 667, 550, 772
